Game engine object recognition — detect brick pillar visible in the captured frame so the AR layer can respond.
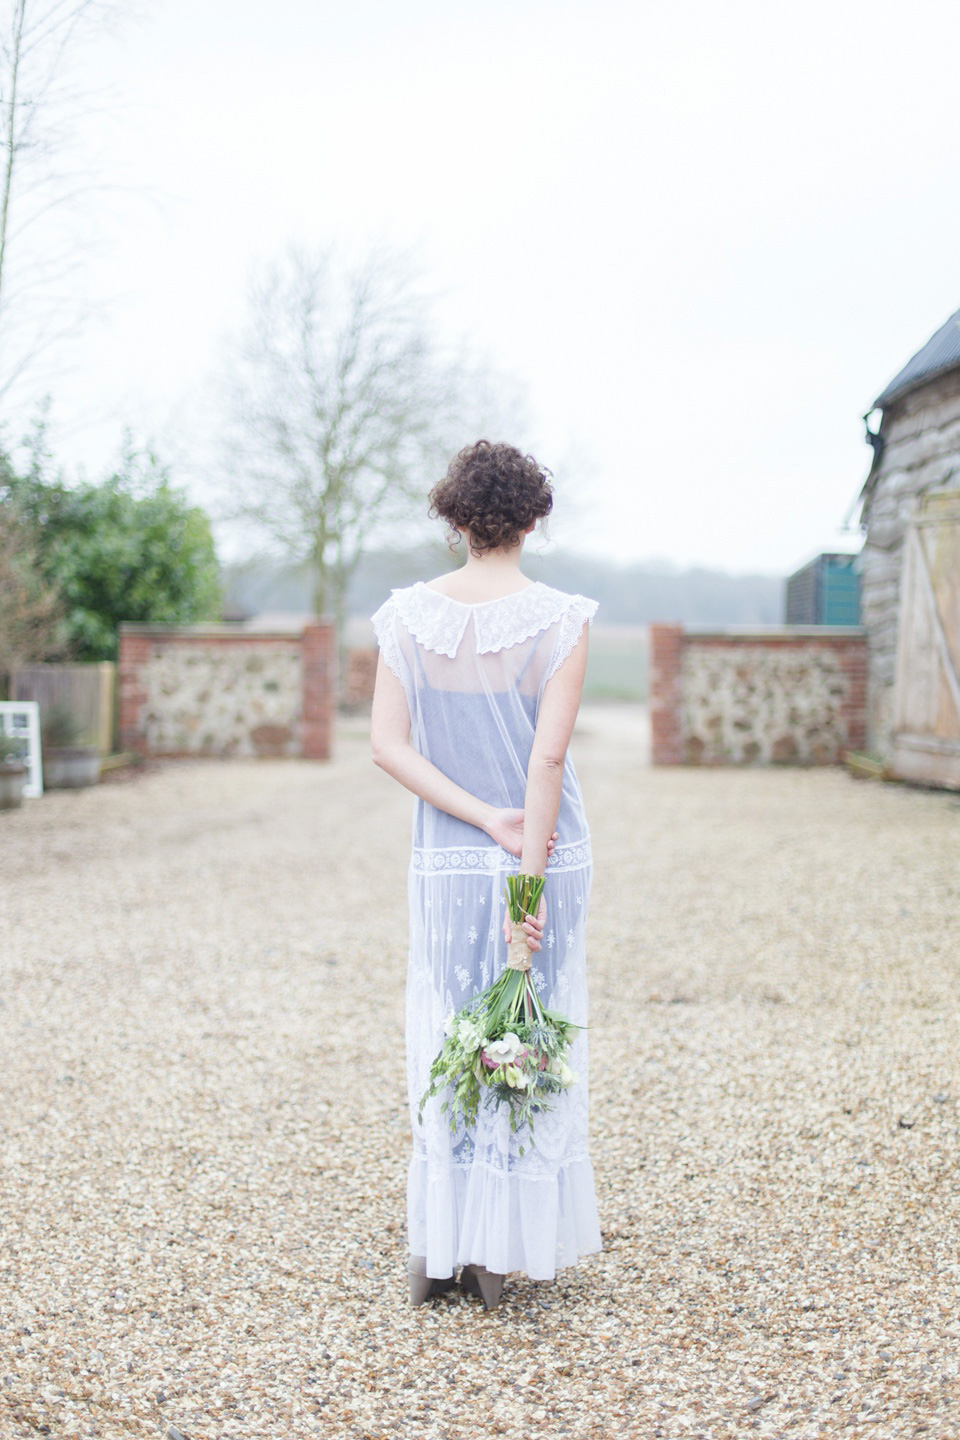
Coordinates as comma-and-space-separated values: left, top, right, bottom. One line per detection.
301, 622, 337, 760
343, 647, 378, 708
117, 628, 152, 755
650, 624, 685, 765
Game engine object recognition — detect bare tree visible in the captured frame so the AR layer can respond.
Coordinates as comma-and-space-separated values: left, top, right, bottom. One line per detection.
0, 498, 63, 677
221, 245, 523, 640
0, 0, 124, 403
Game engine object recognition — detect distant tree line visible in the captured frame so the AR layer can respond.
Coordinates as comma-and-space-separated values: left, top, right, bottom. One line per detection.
222, 543, 785, 629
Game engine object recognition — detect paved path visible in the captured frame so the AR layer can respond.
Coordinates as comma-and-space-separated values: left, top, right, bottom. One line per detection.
2, 718, 958, 1439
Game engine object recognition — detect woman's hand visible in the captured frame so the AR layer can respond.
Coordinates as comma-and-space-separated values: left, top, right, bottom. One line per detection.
485, 807, 525, 855
484, 808, 558, 860
503, 896, 547, 953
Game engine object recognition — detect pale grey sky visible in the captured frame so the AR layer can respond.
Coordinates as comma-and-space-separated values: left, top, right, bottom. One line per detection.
21, 0, 960, 573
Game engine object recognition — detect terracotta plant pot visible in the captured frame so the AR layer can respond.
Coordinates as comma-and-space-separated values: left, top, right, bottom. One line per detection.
42, 746, 101, 789
0, 761, 27, 810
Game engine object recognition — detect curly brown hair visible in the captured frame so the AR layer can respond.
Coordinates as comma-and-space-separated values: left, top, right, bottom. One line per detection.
428, 441, 553, 555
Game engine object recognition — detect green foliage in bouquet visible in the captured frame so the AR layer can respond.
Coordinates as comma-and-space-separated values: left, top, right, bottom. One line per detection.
419, 872, 580, 1154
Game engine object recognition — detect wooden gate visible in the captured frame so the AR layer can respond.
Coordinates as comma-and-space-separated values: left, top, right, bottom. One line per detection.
891, 489, 960, 788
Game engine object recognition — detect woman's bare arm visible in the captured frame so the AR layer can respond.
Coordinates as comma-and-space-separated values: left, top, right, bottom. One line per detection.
371, 654, 495, 825
519, 626, 590, 877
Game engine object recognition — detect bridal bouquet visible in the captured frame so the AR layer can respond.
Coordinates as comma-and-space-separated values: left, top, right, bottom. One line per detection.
419, 874, 579, 1151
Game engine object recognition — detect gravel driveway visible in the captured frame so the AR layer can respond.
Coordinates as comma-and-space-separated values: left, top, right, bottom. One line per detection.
2, 708, 959, 1439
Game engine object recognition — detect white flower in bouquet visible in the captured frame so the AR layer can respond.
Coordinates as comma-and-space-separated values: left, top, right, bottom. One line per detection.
547, 1054, 576, 1085
457, 1018, 484, 1053
483, 1032, 523, 1065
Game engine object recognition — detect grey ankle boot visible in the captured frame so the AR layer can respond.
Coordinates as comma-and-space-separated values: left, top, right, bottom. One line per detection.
459, 1264, 505, 1311
408, 1256, 456, 1306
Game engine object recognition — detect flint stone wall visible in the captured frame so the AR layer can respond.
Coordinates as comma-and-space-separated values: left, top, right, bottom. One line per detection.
342, 648, 378, 709
651, 626, 867, 765
859, 368, 960, 755
119, 623, 336, 759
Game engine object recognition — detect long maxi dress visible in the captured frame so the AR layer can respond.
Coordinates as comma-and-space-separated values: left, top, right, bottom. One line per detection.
372, 580, 603, 1281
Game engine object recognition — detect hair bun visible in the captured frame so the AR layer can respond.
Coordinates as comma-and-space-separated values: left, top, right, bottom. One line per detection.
429, 441, 553, 555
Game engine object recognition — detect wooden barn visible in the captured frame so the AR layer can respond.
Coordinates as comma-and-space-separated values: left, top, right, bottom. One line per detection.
859, 306, 960, 787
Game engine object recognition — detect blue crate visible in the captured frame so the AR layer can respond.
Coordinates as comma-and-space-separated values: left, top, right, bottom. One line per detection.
786, 553, 861, 626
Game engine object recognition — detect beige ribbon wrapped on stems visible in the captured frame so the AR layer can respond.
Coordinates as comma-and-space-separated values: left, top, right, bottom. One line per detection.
506, 915, 534, 973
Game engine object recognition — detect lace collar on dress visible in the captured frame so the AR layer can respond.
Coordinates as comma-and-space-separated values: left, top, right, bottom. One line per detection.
391, 581, 593, 658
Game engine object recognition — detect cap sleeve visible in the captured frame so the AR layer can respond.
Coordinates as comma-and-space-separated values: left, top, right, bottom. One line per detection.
371, 595, 403, 680
545, 595, 598, 682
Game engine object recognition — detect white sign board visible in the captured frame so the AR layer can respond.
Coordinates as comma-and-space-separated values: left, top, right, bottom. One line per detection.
0, 701, 44, 797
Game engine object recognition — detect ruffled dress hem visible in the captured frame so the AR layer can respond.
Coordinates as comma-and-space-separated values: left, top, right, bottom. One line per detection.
407, 1153, 603, 1282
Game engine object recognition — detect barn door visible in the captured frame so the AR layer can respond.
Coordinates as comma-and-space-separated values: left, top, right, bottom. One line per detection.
891, 489, 960, 788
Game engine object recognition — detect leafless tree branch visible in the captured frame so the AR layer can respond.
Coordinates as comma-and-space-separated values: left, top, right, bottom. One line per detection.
0, 0, 132, 403
219, 245, 526, 640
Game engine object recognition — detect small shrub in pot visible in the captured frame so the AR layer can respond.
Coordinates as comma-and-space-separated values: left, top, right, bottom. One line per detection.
0, 732, 28, 810
41, 702, 101, 789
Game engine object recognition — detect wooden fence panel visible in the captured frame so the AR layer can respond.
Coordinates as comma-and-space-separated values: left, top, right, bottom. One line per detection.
11, 663, 116, 753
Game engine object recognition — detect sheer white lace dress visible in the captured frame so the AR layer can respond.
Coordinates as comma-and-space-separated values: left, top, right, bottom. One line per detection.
372, 580, 603, 1282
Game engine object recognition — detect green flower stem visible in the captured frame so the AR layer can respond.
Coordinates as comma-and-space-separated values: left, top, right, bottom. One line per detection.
505, 873, 546, 926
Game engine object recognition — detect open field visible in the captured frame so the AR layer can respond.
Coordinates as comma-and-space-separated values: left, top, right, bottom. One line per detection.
582, 626, 648, 703
2, 711, 959, 1439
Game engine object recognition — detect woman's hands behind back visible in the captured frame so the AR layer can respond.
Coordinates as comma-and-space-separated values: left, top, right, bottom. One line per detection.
484, 807, 525, 855
484, 808, 557, 862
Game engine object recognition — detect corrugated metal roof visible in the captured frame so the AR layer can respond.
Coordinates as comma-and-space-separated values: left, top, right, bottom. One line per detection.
873, 306, 960, 408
